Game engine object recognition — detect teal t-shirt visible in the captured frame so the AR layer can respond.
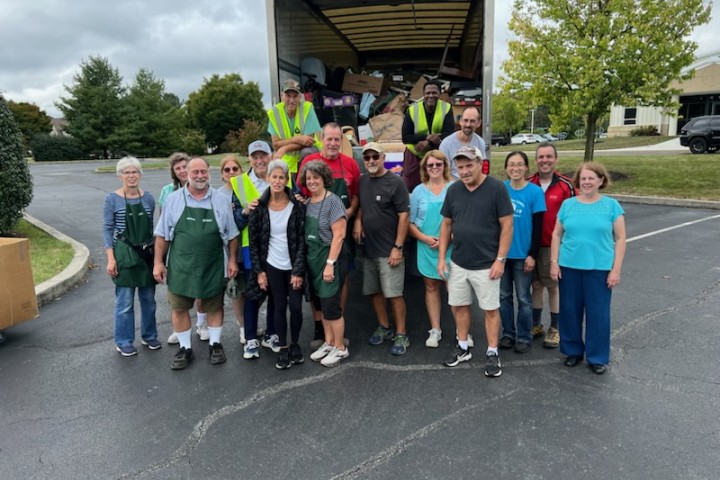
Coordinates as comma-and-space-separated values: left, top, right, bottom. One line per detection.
557, 196, 624, 270
504, 180, 546, 259
267, 105, 321, 138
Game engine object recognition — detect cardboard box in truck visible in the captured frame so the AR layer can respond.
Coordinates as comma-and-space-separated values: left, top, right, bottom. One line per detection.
0, 238, 39, 330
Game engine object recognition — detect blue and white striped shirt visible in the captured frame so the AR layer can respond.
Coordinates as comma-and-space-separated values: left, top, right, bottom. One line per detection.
103, 192, 155, 249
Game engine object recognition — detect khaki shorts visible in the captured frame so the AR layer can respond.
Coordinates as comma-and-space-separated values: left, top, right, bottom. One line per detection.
532, 247, 558, 288
167, 290, 224, 313
447, 261, 500, 311
362, 256, 405, 298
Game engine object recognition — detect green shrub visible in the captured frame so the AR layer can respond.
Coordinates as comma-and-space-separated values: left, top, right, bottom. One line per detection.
0, 95, 34, 235
179, 130, 207, 155
30, 134, 84, 161
225, 119, 267, 155
629, 125, 659, 136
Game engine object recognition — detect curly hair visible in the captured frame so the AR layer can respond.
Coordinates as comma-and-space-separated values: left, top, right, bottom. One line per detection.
298, 160, 333, 189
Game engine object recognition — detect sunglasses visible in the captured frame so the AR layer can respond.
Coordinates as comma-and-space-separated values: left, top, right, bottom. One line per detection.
426, 163, 444, 169
363, 154, 380, 161
223, 166, 240, 173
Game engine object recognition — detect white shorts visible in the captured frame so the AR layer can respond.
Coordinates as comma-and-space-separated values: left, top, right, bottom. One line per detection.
447, 261, 500, 311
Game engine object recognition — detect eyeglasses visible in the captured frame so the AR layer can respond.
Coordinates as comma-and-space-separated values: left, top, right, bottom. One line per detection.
426, 163, 444, 169
122, 170, 140, 176
223, 166, 240, 173
363, 154, 380, 161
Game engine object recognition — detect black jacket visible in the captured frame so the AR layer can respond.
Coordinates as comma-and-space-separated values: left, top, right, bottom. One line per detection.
245, 186, 306, 300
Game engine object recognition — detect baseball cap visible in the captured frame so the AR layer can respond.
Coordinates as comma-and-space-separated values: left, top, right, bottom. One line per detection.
282, 79, 302, 94
248, 140, 272, 155
362, 142, 384, 154
454, 145, 483, 161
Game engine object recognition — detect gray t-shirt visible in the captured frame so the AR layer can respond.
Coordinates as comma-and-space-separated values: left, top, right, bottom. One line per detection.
441, 175, 513, 270
358, 171, 410, 258
439, 133, 487, 179
305, 192, 346, 245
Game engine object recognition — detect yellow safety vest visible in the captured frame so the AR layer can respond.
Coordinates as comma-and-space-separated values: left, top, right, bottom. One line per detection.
267, 101, 323, 173
230, 173, 262, 248
405, 100, 451, 156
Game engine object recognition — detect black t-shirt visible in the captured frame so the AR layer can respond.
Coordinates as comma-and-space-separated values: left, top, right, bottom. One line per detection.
441, 175, 513, 270
358, 171, 410, 258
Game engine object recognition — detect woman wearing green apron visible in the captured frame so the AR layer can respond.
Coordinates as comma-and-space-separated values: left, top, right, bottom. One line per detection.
408, 150, 454, 349
299, 161, 349, 367
103, 157, 159, 357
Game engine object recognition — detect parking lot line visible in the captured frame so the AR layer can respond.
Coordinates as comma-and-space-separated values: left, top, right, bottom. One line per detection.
627, 214, 720, 243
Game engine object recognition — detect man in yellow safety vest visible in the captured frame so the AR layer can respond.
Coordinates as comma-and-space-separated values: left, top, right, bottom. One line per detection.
267, 79, 322, 184
400, 79, 454, 192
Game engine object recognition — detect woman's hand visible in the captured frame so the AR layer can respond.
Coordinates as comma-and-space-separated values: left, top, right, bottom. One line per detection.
323, 264, 335, 283
549, 262, 561, 281
258, 271, 268, 290
425, 235, 439, 249
607, 268, 621, 288
106, 259, 118, 278
290, 275, 303, 290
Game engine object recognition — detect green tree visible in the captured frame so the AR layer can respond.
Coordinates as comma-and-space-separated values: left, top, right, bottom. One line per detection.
56, 55, 126, 158
113, 68, 186, 157
7, 101, 52, 150
0, 95, 33, 235
185, 73, 265, 152
503, 0, 711, 161
491, 92, 526, 136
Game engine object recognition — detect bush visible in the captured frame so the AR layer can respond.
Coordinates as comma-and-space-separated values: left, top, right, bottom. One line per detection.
629, 125, 659, 136
0, 95, 34, 235
225, 119, 267, 155
179, 130, 207, 155
30, 134, 84, 161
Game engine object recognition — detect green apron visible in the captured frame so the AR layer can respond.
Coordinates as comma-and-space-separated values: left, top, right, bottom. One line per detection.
113, 194, 154, 288
167, 193, 224, 299
306, 193, 339, 298
329, 161, 355, 259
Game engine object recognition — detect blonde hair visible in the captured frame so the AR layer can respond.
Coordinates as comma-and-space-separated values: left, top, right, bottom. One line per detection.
419, 150, 450, 184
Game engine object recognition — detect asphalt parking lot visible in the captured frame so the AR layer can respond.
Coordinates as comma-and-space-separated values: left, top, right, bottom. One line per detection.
1, 161, 718, 479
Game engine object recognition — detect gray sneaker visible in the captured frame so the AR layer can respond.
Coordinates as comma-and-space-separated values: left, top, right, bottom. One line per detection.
484, 353, 502, 377
390, 334, 410, 355
261, 334, 281, 353
368, 326, 394, 346
443, 345, 472, 367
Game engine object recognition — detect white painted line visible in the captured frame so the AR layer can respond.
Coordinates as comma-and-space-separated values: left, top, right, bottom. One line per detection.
627, 214, 720, 243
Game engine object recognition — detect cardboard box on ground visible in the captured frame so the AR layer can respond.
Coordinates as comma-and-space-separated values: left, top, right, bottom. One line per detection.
0, 238, 39, 330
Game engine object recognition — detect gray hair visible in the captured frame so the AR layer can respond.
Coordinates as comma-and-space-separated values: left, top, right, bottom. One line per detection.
116, 156, 143, 176
267, 159, 289, 179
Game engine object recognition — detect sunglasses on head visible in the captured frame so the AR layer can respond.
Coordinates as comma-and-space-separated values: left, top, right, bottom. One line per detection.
223, 166, 240, 173
363, 154, 380, 161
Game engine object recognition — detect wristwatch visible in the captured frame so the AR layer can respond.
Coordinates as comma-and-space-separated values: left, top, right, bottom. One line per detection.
326, 259, 337, 266
496, 257, 506, 263
393, 244, 404, 251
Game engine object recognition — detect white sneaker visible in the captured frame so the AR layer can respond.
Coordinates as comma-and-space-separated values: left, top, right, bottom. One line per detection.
239, 327, 246, 345
425, 328, 442, 348
321, 347, 349, 367
243, 339, 260, 359
167, 331, 179, 345
196, 324, 209, 341
310, 342, 334, 361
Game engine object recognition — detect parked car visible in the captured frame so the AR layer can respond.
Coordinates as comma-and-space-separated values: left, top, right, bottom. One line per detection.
533, 134, 547, 143
542, 133, 559, 142
491, 133, 510, 146
679, 115, 720, 154
510, 133, 540, 145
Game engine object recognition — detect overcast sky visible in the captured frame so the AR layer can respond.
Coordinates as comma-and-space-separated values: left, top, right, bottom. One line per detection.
1, 0, 718, 118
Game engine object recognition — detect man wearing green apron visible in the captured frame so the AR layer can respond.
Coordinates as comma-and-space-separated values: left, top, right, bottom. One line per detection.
154, 158, 240, 370
298, 122, 360, 349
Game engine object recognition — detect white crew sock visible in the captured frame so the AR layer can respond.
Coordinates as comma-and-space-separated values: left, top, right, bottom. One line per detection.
176, 329, 192, 349
458, 340, 469, 351
196, 311, 207, 328
487, 347, 498, 356
208, 326, 222, 345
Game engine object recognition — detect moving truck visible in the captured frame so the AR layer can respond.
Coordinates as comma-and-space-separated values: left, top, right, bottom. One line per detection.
265, 0, 495, 153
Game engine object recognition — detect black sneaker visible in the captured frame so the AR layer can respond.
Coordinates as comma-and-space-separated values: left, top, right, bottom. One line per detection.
276, 348, 291, 370
443, 345, 472, 367
514, 342, 531, 354
209, 343, 227, 365
289, 343, 305, 364
484, 353, 502, 377
499, 336, 515, 349
171, 347, 194, 370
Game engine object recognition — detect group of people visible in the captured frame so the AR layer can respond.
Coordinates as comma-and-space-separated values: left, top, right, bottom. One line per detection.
104, 82, 626, 376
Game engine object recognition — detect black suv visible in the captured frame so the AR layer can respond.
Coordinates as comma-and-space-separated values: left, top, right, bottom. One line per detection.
679, 115, 720, 154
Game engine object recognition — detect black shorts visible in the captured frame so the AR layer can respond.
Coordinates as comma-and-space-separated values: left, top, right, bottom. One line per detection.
312, 292, 342, 320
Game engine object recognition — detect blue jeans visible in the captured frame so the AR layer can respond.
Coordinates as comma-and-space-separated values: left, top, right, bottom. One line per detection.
499, 259, 533, 344
114, 285, 157, 347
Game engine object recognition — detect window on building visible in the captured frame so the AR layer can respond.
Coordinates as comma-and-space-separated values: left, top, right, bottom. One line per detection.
624, 108, 637, 125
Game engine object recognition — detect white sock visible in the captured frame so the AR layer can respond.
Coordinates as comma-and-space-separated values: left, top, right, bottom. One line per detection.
239, 327, 245, 337
196, 312, 207, 328
487, 347, 498, 356
177, 329, 192, 349
208, 326, 222, 345
458, 340, 469, 351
